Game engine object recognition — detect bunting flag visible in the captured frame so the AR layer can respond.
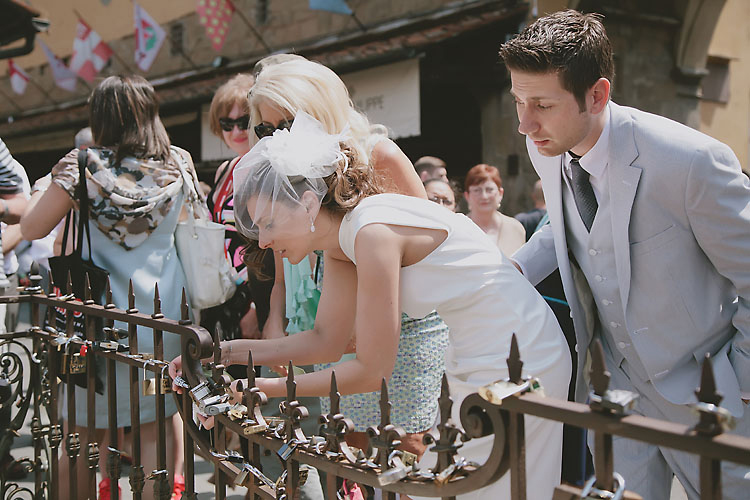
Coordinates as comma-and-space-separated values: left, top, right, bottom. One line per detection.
69, 18, 113, 83
197, 0, 235, 51
309, 0, 352, 15
134, 2, 167, 72
8, 60, 29, 95
39, 40, 77, 92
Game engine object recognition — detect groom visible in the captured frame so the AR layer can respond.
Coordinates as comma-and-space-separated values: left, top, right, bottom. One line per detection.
503, 10, 750, 499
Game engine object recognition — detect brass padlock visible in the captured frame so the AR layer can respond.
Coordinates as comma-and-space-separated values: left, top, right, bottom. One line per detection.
69, 353, 87, 374
160, 377, 172, 394
143, 378, 157, 396
60, 353, 69, 375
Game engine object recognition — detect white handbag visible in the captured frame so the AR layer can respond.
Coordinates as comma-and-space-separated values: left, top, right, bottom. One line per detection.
173, 149, 237, 310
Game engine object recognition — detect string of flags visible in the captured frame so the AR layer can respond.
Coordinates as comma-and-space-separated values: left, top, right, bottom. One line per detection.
134, 2, 166, 72
6, 0, 359, 96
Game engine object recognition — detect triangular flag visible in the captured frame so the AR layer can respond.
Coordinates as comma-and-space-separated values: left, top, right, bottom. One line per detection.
8, 59, 29, 95
197, 0, 235, 51
134, 2, 167, 72
69, 18, 113, 83
39, 40, 77, 92
309, 0, 352, 15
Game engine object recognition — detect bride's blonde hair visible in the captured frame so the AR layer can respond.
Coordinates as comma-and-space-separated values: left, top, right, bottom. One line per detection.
249, 57, 387, 167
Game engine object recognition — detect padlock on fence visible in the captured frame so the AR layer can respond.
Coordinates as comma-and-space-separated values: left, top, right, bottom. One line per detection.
552, 472, 642, 500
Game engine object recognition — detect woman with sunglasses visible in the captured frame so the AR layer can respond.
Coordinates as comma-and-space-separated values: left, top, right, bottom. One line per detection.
247, 57, 449, 458
200, 73, 280, 343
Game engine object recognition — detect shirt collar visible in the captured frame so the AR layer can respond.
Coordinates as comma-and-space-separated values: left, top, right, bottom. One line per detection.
565, 104, 610, 179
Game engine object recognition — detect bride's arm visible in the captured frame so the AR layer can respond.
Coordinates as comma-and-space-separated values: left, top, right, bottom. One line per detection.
254, 223, 403, 398
223, 252, 357, 367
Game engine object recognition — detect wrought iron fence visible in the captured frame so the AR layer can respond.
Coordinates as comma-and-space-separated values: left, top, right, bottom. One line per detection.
1, 265, 749, 499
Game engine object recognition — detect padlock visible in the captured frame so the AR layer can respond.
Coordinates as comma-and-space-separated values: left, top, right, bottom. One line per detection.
143, 378, 157, 396
378, 456, 408, 486
235, 467, 249, 486
60, 353, 69, 374
298, 467, 308, 486
401, 450, 418, 468
277, 441, 298, 461
160, 377, 172, 394
242, 422, 267, 436
228, 403, 248, 420
590, 389, 638, 415
434, 462, 457, 485
69, 353, 87, 374
579, 472, 626, 500
479, 379, 530, 405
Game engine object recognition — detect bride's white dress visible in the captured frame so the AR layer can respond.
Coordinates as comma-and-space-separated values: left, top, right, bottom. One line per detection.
339, 193, 572, 499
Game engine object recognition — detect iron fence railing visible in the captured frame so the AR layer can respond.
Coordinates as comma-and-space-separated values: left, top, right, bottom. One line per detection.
1, 265, 749, 499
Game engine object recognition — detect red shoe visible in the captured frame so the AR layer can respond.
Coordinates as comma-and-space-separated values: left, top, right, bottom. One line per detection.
98, 478, 121, 500
172, 474, 185, 500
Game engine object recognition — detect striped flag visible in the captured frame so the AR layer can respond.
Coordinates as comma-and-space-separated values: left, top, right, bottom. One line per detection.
134, 2, 167, 72
309, 0, 352, 15
8, 59, 29, 95
197, 0, 235, 51
69, 18, 113, 83
39, 40, 77, 92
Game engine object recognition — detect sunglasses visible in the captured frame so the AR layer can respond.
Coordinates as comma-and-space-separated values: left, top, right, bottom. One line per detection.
219, 115, 250, 132
254, 119, 294, 139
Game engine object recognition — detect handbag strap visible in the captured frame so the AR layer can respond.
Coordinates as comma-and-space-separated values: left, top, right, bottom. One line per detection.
75, 148, 96, 262
172, 146, 210, 220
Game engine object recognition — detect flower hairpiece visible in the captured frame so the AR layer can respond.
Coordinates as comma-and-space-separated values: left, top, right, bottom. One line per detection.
260, 111, 350, 178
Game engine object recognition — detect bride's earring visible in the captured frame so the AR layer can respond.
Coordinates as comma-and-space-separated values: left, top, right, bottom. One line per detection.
310, 218, 316, 233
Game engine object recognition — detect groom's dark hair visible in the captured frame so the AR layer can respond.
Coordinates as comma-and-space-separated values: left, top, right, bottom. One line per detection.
499, 10, 614, 111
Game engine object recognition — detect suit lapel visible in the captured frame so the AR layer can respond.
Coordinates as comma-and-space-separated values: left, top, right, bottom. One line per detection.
607, 103, 641, 311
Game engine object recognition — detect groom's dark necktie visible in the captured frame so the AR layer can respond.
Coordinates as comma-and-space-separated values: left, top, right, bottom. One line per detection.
569, 151, 598, 232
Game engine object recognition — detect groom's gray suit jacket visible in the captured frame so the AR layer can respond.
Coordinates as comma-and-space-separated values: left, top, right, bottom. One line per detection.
513, 101, 750, 417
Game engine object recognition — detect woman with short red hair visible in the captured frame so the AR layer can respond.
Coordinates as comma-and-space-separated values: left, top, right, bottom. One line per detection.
464, 163, 526, 256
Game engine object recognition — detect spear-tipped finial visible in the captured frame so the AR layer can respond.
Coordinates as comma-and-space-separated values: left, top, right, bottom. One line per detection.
329, 371, 341, 415
285, 361, 296, 401
507, 333, 523, 384
151, 283, 163, 318
438, 374, 453, 426
179, 288, 190, 324
590, 339, 611, 397
127, 280, 137, 313
104, 277, 115, 309
66, 270, 73, 296
379, 378, 392, 425
47, 269, 56, 297
246, 351, 255, 387
696, 353, 723, 406
83, 273, 93, 304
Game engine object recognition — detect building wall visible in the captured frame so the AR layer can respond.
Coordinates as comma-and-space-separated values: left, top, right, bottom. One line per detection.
2, 0, 462, 118
699, 0, 750, 171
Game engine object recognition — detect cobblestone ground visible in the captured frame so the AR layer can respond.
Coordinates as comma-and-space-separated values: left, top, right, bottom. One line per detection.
6, 309, 687, 499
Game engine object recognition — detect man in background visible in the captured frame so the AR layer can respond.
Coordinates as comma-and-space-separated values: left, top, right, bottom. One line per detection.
414, 155, 448, 183
515, 179, 546, 240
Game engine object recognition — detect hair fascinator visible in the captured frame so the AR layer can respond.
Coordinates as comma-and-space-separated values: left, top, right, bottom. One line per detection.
233, 111, 349, 240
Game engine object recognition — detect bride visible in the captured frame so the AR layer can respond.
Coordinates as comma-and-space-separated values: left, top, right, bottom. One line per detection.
171, 112, 571, 498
